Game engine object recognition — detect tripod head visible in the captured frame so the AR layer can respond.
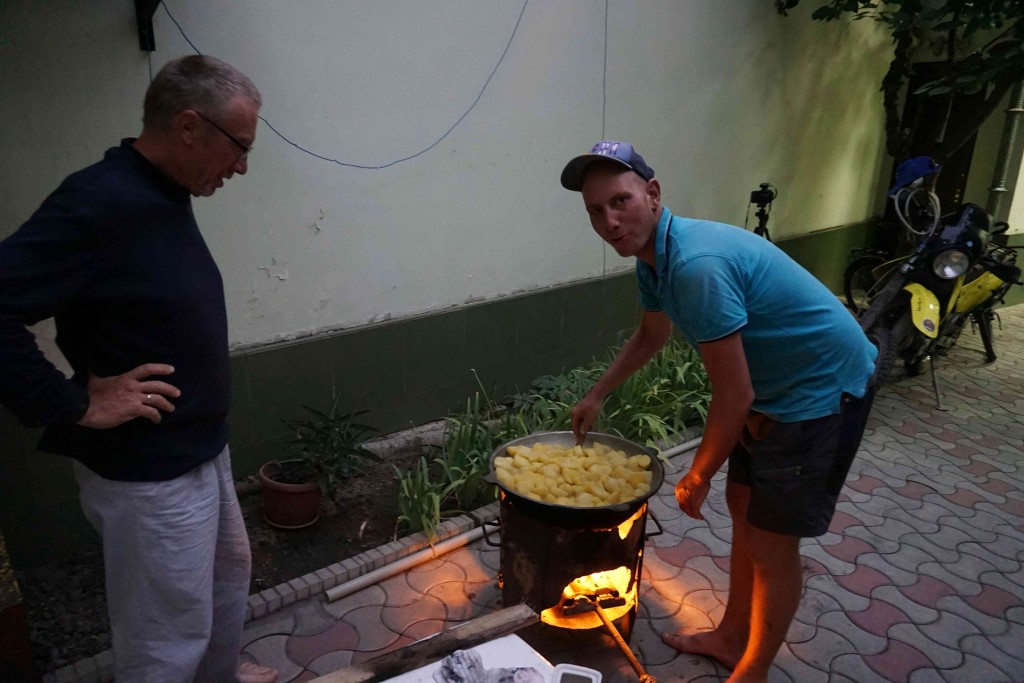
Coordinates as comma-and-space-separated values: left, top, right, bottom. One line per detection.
750, 182, 777, 209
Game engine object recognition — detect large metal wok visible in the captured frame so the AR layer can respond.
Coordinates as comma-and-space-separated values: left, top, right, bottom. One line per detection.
485, 431, 666, 527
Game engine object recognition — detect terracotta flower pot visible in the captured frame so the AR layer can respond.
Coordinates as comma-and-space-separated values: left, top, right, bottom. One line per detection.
258, 460, 321, 529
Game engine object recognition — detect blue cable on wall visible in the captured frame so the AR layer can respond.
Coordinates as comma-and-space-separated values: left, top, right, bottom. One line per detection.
161, 1, 530, 170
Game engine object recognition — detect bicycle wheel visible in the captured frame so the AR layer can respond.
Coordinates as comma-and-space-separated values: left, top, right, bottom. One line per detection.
844, 255, 887, 314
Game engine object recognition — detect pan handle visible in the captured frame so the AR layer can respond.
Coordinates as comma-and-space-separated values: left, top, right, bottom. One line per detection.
645, 510, 664, 539
481, 518, 502, 547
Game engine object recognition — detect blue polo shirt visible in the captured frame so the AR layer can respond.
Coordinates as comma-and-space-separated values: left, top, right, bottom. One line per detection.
637, 208, 876, 422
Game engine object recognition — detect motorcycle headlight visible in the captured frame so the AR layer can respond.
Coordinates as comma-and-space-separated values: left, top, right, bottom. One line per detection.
932, 249, 970, 279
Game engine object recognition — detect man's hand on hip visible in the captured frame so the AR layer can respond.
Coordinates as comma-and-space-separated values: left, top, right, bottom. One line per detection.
79, 363, 181, 429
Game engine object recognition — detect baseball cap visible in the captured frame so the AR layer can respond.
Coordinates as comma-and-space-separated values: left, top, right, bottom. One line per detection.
887, 156, 941, 197
560, 140, 655, 191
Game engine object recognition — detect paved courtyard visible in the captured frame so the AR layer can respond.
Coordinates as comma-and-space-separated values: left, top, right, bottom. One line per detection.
232, 304, 1024, 682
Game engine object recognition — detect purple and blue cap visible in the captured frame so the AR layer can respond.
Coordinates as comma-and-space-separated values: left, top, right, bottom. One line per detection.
560, 140, 655, 191
888, 156, 941, 197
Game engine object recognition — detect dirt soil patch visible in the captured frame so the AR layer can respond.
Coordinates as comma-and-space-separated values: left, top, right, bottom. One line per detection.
15, 438, 429, 676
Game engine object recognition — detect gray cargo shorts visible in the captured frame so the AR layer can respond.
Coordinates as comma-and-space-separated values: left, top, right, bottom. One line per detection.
727, 390, 874, 537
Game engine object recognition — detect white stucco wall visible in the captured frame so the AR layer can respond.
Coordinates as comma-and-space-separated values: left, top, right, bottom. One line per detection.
1, 1, 892, 350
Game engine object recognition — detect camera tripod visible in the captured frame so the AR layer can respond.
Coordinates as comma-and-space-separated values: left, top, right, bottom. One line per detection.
745, 182, 777, 241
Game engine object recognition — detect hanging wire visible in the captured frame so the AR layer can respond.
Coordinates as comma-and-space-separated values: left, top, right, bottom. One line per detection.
601, 0, 609, 278
602, 0, 608, 141
160, 0, 530, 170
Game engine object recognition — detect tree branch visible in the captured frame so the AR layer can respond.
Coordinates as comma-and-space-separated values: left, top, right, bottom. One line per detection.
883, 30, 917, 160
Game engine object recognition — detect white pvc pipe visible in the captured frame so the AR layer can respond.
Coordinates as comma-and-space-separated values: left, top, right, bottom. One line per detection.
662, 436, 702, 460
325, 526, 486, 603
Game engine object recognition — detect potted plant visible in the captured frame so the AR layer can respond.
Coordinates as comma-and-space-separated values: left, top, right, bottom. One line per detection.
259, 395, 379, 529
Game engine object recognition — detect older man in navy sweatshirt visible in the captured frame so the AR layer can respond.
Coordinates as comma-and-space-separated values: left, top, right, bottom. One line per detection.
0, 56, 276, 683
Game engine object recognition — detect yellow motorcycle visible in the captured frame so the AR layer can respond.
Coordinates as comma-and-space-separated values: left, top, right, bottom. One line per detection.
858, 183, 1021, 406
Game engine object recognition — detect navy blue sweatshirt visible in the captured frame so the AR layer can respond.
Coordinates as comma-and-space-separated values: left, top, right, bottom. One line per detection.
0, 140, 230, 481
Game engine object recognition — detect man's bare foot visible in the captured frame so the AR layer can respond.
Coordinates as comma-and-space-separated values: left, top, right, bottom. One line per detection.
661, 627, 746, 670
238, 661, 279, 683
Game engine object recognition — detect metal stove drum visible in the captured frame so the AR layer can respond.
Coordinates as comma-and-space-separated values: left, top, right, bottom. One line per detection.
484, 432, 665, 643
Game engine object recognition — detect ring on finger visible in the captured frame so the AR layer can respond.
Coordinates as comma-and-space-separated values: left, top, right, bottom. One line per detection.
144, 394, 152, 405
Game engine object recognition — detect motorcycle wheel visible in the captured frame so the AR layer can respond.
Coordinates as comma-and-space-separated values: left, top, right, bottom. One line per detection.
866, 326, 897, 389
844, 255, 887, 314
974, 308, 997, 363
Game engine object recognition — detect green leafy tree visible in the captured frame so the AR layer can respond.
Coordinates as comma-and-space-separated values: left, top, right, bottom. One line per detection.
777, 0, 1024, 163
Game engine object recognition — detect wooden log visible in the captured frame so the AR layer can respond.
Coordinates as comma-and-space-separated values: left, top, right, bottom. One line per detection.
309, 604, 539, 683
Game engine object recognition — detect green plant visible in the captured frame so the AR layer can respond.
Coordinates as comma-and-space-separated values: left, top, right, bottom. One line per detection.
282, 394, 379, 502
509, 338, 710, 447
436, 393, 499, 512
393, 338, 711, 541
602, 339, 710, 446
394, 458, 447, 540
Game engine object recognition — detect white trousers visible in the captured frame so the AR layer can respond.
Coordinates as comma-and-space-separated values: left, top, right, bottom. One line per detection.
74, 447, 251, 683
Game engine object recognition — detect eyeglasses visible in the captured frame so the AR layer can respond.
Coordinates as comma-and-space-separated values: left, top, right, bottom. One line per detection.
194, 110, 252, 161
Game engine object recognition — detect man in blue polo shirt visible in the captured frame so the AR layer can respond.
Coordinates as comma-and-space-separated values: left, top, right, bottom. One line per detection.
563, 141, 876, 682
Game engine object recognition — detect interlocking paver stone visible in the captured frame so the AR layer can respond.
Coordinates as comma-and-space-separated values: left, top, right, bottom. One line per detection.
862, 638, 932, 682
865, 584, 940, 624
834, 562, 890, 597
404, 557, 468, 594
800, 542, 856, 577
957, 541, 1021, 572
242, 635, 304, 682
938, 654, 1014, 683
805, 574, 870, 612
856, 551, 921, 586
776, 614, 815, 646
935, 514, 999, 543
639, 583, 683, 619
241, 609, 298, 647
424, 581, 480, 622
841, 525, 901, 554
889, 622, 965, 669
688, 524, 732, 556
285, 620, 358, 668
380, 593, 446, 633
828, 653, 888, 683
793, 586, 842, 626
341, 604, 402, 652
307, 650, 354, 676
815, 611, 887, 655
686, 555, 730, 593
773, 642, 830, 683
898, 532, 961, 564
